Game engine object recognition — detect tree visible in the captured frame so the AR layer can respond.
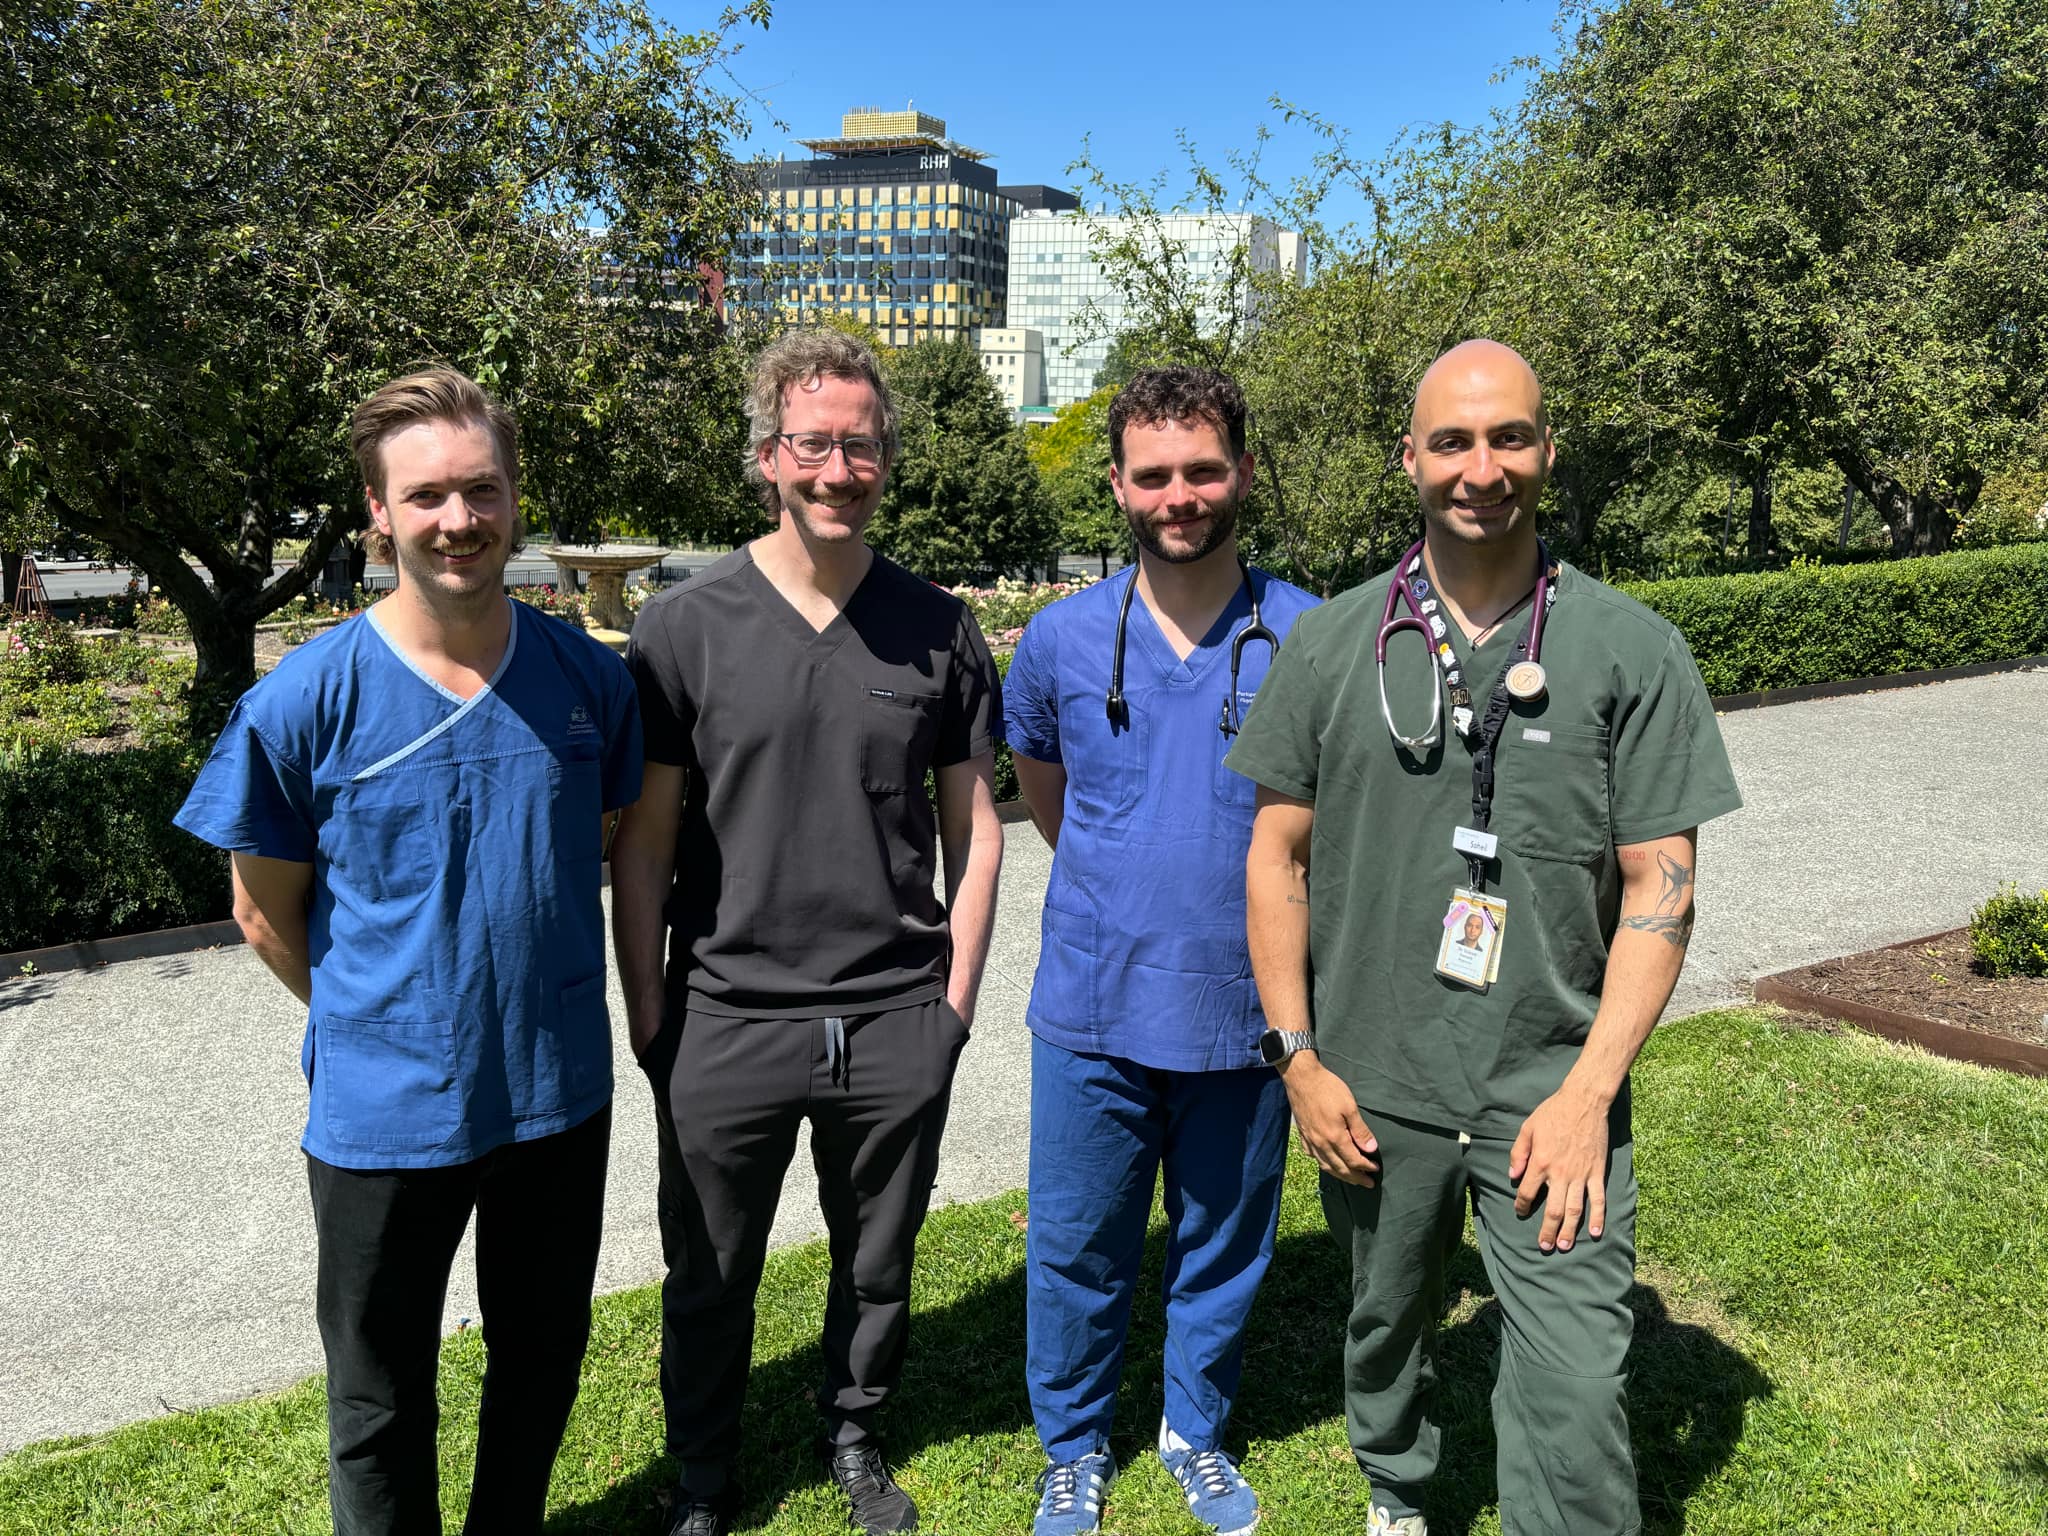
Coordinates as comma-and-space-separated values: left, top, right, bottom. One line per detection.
0, 0, 767, 724
1026, 389, 1125, 575
1504, 0, 2048, 558
869, 339, 1058, 585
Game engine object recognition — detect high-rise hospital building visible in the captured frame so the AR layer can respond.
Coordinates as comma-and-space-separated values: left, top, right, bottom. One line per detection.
726, 109, 1017, 347
725, 109, 1306, 410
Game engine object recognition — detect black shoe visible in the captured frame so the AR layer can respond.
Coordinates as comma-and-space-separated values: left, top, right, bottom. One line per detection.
662, 1478, 741, 1536
824, 1442, 918, 1533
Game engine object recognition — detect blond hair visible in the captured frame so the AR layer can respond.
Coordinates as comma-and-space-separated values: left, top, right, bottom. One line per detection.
351, 364, 523, 563
743, 330, 898, 511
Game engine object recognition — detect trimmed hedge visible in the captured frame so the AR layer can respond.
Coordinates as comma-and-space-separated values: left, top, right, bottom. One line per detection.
9, 546, 2047, 954
1621, 542, 2048, 697
0, 744, 229, 954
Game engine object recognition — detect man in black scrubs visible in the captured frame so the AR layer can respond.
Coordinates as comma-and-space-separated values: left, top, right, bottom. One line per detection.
610, 328, 1005, 1536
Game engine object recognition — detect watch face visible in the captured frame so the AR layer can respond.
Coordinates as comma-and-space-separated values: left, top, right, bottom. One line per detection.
1260, 1031, 1287, 1065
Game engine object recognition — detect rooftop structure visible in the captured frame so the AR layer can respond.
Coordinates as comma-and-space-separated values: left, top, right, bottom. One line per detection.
729, 107, 1015, 347
797, 107, 988, 162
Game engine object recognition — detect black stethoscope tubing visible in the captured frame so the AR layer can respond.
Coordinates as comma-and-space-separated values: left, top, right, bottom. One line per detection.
1105, 560, 1277, 737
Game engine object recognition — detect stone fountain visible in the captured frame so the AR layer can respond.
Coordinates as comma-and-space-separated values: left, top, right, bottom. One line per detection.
539, 543, 670, 652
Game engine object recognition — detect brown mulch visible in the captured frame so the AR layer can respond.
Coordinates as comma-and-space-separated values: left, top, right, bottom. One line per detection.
1771, 929, 2048, 1046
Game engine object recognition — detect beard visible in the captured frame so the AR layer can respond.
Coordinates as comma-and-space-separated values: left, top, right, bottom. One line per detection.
1126, 496, 1241, 565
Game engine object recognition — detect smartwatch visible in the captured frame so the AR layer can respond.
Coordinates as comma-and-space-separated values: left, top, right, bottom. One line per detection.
1258, 1028, 1315, 1068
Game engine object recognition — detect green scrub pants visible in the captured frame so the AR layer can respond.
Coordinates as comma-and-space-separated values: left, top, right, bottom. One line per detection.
1320, 1111, 1640, 1536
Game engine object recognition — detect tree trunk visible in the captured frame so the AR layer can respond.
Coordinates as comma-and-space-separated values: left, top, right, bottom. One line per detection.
1907, 490, 1955, 555
186, 606, 259, 740
1747, 460, 1775, 565
2, 549, 20, 609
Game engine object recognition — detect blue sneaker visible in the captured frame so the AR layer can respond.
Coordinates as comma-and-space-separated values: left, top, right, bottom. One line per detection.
1158, 1420, 1258, 1536
1032, 1450, 1115, 1536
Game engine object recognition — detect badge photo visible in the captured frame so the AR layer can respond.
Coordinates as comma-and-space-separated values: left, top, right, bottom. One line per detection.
1435, 890, 1508, 991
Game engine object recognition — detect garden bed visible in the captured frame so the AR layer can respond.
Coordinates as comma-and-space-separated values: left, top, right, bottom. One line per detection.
1754, 929, 2048, 1076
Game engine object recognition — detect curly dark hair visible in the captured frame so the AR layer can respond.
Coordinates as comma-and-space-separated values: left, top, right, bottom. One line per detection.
1107, 367, 1248, 466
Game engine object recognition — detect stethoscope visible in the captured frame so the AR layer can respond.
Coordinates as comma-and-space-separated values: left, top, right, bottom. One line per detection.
1377, 537, 1554, 751
1105, 560, 1279, 737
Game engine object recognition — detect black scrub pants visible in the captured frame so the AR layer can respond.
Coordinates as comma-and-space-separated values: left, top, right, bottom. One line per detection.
646, 998, 968, 1486
305, 1103, 612, 1536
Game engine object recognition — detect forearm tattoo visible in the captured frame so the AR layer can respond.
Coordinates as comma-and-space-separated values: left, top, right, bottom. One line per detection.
1618, 850, 1696, 949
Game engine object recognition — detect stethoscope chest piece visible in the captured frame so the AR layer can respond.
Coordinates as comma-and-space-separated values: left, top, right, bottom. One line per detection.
1504, 661, 1548, 703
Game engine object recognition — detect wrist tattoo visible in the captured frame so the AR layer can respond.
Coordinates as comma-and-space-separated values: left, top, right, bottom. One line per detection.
1285, 894, 1310, 906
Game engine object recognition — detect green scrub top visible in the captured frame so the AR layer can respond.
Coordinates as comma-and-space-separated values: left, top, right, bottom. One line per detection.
1224, 559, 1742, 1137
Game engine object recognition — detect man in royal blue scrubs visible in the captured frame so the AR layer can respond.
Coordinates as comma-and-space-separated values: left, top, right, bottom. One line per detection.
176, 366, 642, 1536
1003, 368, 1318, 1536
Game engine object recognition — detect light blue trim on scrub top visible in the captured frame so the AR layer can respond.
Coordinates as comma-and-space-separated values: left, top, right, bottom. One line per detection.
352, 599, 521, 783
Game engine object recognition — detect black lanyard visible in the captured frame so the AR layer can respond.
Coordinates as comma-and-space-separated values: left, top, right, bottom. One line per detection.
1400, 546, 1559, 892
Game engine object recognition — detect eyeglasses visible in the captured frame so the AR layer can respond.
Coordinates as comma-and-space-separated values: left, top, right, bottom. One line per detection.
774, 432, 886, 470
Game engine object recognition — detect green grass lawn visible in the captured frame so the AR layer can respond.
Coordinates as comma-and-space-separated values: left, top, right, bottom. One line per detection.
5, 1007, 2045, 1534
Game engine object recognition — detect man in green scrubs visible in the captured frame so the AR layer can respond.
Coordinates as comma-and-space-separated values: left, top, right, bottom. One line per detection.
1225, 340, 1741, 1536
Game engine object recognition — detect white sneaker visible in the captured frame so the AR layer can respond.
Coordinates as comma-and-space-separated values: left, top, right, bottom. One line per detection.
1367, 1505, 1427, 1536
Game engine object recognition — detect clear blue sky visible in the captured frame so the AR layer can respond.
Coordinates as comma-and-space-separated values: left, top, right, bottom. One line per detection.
660, 0, 1568, 235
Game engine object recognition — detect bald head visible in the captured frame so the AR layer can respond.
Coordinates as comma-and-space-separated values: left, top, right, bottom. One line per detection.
1410, 339, 1546, 438
1401, 338, 1556, 549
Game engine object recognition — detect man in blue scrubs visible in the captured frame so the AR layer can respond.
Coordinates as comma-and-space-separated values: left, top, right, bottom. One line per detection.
1004, 368, 1318, 1536
176, 366, 642, 1536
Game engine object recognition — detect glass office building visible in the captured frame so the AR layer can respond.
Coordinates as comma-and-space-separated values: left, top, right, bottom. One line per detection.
1007, 211, 1302, 407
727, 109, 1016, 346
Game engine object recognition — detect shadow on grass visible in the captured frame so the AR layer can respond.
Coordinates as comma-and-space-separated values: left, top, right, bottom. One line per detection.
548, 1214, 1768, 1534
1414, 1246, 1773, 1536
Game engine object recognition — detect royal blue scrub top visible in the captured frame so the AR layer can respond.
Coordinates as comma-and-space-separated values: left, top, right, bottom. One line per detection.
175, 600, 643, 1168
1004, 566, 1319, 1071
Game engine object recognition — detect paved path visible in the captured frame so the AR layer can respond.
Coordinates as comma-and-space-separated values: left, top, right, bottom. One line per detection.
3, 669, 2044, 1454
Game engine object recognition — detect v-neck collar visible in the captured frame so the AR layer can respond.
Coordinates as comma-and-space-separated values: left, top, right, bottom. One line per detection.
365, 597, 519, 706
743, 545, 874, 658
353, 600, 519, 782
1444, 584, 1538, 688
1127, 568, 1252, 686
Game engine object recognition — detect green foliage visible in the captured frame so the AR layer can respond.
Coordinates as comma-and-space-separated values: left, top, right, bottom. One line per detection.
132, 595, 191, 635
1025, 390, 1126, 561
0, 742, 227, 951
0, 616, 88, 685
950, 576, 1096, 640
1969, 885, 2048, 980
0, 683, 117, 751
872, 340, 1058, 584
1622, 542, 2048, 695
0, 0, 768, 715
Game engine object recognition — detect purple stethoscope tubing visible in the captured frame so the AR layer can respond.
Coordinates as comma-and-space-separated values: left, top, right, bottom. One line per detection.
1376, 538, 1552, 751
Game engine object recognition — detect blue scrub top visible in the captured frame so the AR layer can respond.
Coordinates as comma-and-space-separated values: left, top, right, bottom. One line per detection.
1004, 566, 1319, 1071
175, 600, 643, 1169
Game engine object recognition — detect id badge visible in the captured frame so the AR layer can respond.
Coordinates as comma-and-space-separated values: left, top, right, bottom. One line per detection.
1436, 888, 1508, 991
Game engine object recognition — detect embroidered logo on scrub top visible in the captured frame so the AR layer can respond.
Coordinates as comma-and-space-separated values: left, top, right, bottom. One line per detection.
568, 705, 595, 737
869, 688, 896, 699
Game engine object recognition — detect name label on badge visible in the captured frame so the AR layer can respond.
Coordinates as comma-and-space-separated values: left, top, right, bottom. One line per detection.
1452, 826, 1498, 860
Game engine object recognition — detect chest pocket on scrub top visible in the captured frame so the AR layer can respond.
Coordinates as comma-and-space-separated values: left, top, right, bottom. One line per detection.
859, 690, 941, 795
328, 769, 470, 905
1494, 720, 1610, 864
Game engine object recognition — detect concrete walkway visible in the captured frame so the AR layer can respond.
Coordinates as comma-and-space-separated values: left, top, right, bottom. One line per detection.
3, 669, 2044, 1455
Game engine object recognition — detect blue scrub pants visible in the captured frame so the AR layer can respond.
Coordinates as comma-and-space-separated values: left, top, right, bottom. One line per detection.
1025, 1035, 1290, 1462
